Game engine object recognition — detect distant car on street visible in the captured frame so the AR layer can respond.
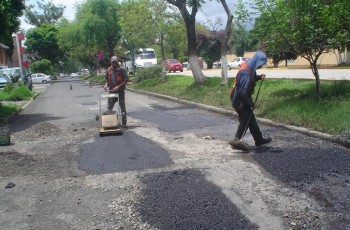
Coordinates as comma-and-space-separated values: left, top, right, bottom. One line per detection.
228, 57, 250, 70
70, 73, 79, 78
31, 73, 51, 84
163, 59, 183, 73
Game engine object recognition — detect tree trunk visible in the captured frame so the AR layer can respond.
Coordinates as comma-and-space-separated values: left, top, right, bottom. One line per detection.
310, 61, 321, 97
166, 0, 205, 84
160, 32, 166, 82
221, 55, 229, 84
160, 32, 165, 62
219, 0, 233, 85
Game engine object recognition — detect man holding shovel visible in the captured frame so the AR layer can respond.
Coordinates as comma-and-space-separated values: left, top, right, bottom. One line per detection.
229, 51, 272, 151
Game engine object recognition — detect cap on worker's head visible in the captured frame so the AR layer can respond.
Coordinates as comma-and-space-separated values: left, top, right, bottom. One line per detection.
111, 56, 118, 63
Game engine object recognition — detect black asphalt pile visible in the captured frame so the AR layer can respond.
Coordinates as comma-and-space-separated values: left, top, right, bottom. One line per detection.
137, 169, 258, 229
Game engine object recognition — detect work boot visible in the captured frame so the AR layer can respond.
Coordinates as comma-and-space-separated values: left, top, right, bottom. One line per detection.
122, 112, 127, 128
255, 137, 272, 147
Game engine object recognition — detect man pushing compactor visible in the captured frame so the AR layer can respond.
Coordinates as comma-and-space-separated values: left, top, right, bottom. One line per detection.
103, 56, 129, 128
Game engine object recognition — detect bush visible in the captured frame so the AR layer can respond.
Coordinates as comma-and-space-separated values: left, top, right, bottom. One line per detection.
134, 66, 162, 83
30, 59, 54, 75
0, 84, 34, 101
0, 103, 18, 119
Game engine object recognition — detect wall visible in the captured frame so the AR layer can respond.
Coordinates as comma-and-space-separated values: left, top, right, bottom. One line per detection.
227, 49, 350, 68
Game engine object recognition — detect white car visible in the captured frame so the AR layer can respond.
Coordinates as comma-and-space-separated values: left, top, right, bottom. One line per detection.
31, 73, 51, 84
228, 57, 250, 70
70, 73, 79, 78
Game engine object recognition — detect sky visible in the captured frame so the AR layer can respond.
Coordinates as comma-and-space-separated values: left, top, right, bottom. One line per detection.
21, 0, 237, 31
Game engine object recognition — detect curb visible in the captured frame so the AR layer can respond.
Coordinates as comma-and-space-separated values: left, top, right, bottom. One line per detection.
5, 91, 40, 123
127, 88, 350, 149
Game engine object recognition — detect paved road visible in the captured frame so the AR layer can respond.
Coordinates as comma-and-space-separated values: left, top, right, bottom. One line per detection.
1, 80, 350, 229
169, 68, 350, 80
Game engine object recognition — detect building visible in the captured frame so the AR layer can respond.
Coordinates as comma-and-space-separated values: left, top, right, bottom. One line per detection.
0, 43, 9, 68
12, 32, 30, 69
227, 49, 350, 68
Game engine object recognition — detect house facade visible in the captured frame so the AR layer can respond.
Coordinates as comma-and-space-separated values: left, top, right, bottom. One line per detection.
227, 49, 350, 68
0, 43, 9, 68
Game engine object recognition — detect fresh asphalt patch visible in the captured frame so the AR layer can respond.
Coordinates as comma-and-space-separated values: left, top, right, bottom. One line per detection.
79, 131, 173, 174
253, 146, 350, 185
137, 169, 258, 229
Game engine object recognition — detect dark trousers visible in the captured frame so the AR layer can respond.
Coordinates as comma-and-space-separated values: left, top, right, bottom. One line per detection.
108, 90, 127, 124
234, 106, 263, 142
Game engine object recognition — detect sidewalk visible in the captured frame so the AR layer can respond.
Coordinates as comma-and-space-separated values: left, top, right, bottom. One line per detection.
1, 84, 48, 122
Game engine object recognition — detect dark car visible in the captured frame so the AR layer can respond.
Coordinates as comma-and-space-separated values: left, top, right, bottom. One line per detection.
163, 59, 183, 73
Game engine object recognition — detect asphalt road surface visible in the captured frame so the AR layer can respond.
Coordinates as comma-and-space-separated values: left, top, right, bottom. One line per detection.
1, 79, 349, 229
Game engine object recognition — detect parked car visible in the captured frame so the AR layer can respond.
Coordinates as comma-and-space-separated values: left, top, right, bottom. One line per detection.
228, 57, 250, 70
31, 73, 51, 84
213, 60, 222, 68
0, 67, 32, 90
0, 75, 11, 89
163, 59, 183, 73
70, 73, 79, 78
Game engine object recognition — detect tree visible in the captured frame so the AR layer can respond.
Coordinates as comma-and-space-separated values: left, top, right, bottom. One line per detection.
119, 0, 160, 73
197, 32, 222, 69
0, 0, 25, 61
215, 0, 233, 84
164, 21, 187, 60
57, 19, 99, 71
57, 0, 121, 71
24, 0, 65, 27
25, 24, 64, 66
30, 59, 54, 74
253, 0, 350, 97
166, 0, 206, 84
75, 0, 121, 59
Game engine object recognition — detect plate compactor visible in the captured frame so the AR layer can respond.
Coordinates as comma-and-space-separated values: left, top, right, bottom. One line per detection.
97, 90, 123, 136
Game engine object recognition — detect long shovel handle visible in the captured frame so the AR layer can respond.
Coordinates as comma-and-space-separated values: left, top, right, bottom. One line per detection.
241, 77, 264, 139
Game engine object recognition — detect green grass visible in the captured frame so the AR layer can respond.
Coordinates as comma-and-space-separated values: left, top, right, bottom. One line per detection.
0, 103, 19, 118
0, 84, 35, 101
0, 84, 35, 119
128, 75, 350, 136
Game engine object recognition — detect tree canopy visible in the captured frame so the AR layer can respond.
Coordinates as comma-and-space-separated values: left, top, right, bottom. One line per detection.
253, 0, 350, 96
24, 0, 65, 27
25, 24, 64, 65
0, 0, 25, 57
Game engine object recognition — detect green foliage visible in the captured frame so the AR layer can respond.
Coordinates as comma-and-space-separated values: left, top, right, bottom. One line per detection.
197, 32, 222, 69
30, 59, 54, 74
0, 84, 35, 101
119, 0, 156, 49
25, 24, 64, 65
57, 0, 121, 69
24, 0, 65, 27
129, 76, 350, 135
77, 0, 121, 57
134, 66, 162, 83
3, 83, 14, 93
0, 103, 18, 119
0, 0, 24, 44
252, 0, 350, 95
231, 0, 250, 56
